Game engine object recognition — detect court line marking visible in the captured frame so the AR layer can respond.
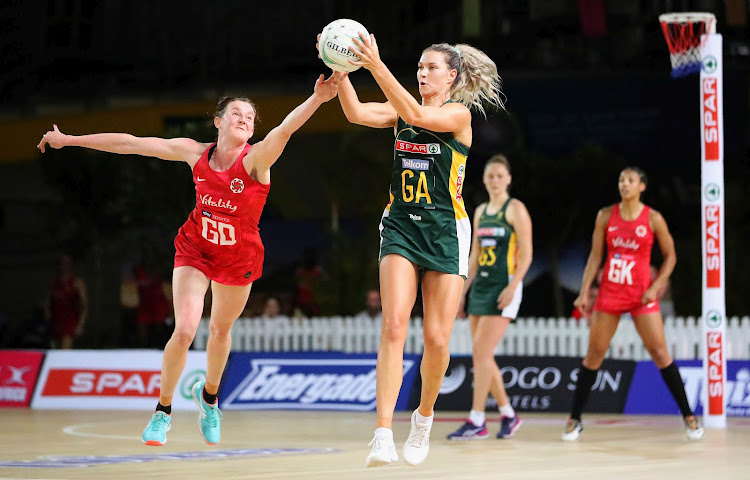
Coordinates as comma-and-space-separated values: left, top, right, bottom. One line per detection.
61, 421, 261, 445
62, 422, 135, 441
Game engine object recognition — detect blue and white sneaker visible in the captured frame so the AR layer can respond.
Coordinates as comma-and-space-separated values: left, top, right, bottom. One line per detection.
446, 421, 489, 441
497, 415, 522, 439
141, 411, 171, 446
191, 381, 222, 445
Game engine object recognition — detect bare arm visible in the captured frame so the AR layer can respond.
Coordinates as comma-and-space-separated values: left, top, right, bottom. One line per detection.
337, 75, 398, 128
507, 200, 533, 289
248, 72, 341, 172
494, 200, 533, 309
574, 207, 611, 313
643, 209, 677, 304
351, 34, 472, 133
38, 125, 207, 166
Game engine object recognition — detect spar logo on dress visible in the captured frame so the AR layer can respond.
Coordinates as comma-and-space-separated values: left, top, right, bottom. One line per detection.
456, 164, 465, 200
396, 140, 440, 155
705, 205, 721, 288
230, 178, 244, 194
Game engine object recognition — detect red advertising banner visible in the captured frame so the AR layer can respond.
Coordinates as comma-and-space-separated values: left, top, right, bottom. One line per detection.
0, 350, 45, 407
41, 369, 162, 397
705, 205, 721, 288
707, 331, 724, 415
702, 78, 720, 161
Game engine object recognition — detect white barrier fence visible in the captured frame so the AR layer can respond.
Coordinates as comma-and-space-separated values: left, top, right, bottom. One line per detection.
193, 315, 750, 360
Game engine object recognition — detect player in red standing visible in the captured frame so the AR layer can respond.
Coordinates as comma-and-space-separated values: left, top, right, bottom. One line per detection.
38, 72, 342, 446
564, 167, 703, 441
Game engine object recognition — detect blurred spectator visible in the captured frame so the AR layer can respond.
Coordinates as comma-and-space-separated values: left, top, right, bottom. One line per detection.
262, 296, 282, 319
355, 289, 382, 321
293, 247, 325, 317
45, 254, 87, 349
120, 264, 140, 348
135, 264, 171, 348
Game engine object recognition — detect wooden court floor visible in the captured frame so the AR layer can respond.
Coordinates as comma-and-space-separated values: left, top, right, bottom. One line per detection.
1, 410, 748, 479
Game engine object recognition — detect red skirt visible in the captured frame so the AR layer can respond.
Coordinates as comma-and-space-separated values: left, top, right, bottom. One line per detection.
174, 231, 264, 286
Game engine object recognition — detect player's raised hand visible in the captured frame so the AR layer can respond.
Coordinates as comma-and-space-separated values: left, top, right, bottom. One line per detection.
38, 124, 66, 152
349, 33, 381, 70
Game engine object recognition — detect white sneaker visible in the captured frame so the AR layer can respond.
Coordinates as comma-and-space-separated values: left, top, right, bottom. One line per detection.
685, 416, 704, 440
365, 432, 398, 467
403, 410, 431, 466
561, 419, 583, 441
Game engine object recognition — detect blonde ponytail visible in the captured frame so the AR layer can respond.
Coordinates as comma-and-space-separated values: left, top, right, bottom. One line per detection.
423, 43, 505, 117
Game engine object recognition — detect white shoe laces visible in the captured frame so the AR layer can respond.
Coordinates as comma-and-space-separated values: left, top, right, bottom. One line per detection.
407, 424, 429, 448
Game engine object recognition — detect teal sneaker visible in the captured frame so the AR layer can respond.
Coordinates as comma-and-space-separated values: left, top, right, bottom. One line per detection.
141, 411, 171, 446
192, 381, 222, 445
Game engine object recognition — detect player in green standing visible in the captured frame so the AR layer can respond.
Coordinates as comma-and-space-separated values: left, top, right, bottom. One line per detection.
320, 30, 504, 466
447, 154, 532, 441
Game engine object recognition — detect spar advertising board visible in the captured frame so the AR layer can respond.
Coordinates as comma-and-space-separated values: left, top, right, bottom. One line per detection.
31, 350, 207, 410
625, 360, 750, 416
0, 350, 45, 407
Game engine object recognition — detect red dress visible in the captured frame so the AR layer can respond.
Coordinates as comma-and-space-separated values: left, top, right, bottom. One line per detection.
593, 203, 660, 317
135, 266, 170, 325
174, 143, 270, 286
49, 275, 82, 338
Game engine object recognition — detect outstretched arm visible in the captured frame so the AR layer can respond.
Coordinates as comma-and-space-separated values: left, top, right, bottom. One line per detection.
249, 72, 341, 172
38, 125, 207, 166
315, 34, 397, 129
350, 34, 471, 133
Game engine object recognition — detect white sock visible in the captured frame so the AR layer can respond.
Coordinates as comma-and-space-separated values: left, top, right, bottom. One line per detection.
374, 427, 393, 439
414, 410, 433, 428
499, 404, 515, 418
469, 409, 485, 426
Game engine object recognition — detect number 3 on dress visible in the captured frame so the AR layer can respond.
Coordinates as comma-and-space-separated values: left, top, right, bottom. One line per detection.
201, 217, 237, 245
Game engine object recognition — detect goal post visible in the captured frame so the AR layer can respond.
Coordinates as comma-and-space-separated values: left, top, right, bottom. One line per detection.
659, 12, 726, 429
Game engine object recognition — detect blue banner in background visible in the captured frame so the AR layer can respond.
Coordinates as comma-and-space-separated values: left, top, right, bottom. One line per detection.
219, 352, 420, 411
624, 360, 750, 416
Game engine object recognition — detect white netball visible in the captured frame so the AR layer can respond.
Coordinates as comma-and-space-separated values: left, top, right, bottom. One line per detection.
319, 19, 370, 73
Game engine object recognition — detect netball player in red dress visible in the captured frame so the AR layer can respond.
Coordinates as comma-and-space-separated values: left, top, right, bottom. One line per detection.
38, 72, 342, 446
46, 254, 88, 349
563, 167, 703, 441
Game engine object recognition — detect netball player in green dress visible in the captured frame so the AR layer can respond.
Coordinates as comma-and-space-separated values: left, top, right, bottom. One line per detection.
447, 154, 532, 441
322, 32, 504, 466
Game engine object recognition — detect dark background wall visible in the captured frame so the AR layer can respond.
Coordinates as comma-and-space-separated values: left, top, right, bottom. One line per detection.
0, 0, 748, 347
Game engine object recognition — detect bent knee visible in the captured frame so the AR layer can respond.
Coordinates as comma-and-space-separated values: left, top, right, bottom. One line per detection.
208, 323, 232, 341
423, 333, 450, 352
170, 328, 196, 348
646, 344, 672, 365
380, 317, 409, 344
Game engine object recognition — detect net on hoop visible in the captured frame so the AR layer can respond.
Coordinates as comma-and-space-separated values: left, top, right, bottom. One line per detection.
659, 12, 716, 78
